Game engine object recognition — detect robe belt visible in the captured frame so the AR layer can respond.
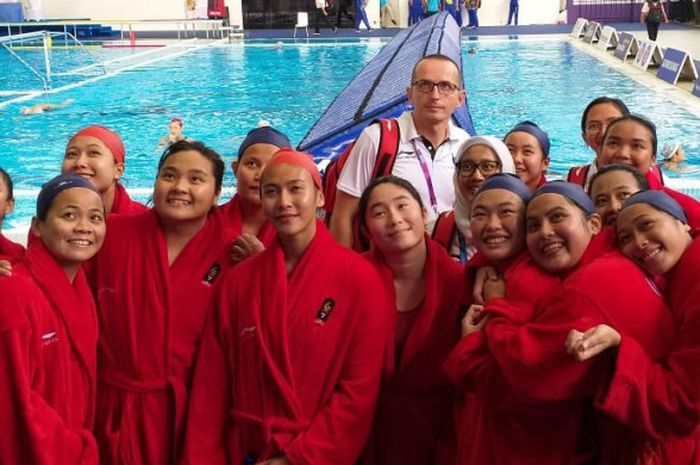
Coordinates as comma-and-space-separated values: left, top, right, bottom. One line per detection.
232, 409, 309, 455
99, 368, 189, 452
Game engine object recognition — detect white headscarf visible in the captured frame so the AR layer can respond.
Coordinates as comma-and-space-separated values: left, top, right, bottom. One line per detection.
452, 136, 517, 243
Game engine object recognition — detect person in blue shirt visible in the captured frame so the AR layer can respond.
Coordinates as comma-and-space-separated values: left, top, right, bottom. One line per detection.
424, 0, 439, 17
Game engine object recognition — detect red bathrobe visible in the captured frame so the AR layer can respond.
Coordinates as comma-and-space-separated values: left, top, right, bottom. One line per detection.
181, 223, 392, 465
110, 183, 147, 215
91, 209, 234, 465
0, 240, 98, 465
595, 236, 700, 464
0, 232, 24, 260
218, 194, 276, 245
480, 242, 677, 463
360, 237, 465, 465
443, 250, 567, 465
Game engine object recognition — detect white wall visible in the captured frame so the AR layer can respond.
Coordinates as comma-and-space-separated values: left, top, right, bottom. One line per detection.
41, 0, 204, 20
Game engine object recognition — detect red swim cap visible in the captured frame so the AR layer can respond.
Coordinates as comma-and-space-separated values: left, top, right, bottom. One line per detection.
69, 125, 125, 164
265, 148, 322, 190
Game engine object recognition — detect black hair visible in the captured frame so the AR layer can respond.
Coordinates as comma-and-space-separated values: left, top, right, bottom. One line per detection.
358, 175, 425, 230
603, 114, 658, 157
411, 53, 463, 89
158, 140, 225, 193
580, 97, 630, 133
589, 163, 649, 195
0, 167, 13, 201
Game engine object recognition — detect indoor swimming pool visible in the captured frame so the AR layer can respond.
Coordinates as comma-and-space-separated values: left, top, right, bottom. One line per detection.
1, 35, 699, 228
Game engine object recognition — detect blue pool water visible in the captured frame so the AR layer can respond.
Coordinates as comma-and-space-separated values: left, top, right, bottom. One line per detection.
1, 36, 699, 229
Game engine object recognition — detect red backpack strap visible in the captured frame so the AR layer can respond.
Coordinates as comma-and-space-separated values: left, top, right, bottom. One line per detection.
566, 164, 590, 186
370, 118, 400, 179
431, 210, 456, 249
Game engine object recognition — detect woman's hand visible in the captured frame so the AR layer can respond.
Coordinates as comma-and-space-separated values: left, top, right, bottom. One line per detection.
461, 304, 489, 337
0, 259, 12, 277
230, 234, 265, 265
565, 324, 621, 362
472, 266, 505, 303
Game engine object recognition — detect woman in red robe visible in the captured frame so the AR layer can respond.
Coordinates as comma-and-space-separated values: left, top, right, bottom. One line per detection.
472, 182, 676, 463
568, 190, 700, 464
0, 173, 105, 465
442, 174, 566, 465
218, 124, 290, 263
62, 125, 147, 215
356, 175, 464, 465
181, 149, 392, 465
91, 140, 235, 465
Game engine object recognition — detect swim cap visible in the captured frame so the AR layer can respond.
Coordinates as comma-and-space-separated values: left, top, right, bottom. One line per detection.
661, 141, 681, 160
264, 148, 322, 190
620, 190, 687, 224
455, 136, 516, 174
36, 174, 100, 220
238, 124, 291, 158
69, 125, 125, 164
532, 181, 594, 215
474, 173, 532, 203
505, 121, 551, 156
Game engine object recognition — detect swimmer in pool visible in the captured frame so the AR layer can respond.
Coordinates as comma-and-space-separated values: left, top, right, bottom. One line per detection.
20, 99, 74, 115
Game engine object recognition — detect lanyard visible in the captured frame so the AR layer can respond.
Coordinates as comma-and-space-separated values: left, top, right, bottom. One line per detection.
411, 139, 439, 215
456, 229, 470, 263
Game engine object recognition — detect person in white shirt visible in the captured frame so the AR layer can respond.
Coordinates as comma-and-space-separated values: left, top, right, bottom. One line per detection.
331, 54, 470, 248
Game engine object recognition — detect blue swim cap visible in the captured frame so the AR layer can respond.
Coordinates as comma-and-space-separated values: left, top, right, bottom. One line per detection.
36, 174, 99, 220
506, 121, 551, 156
620, 190, 687, 224
532, 181, 595, 215
238, 124, 291, 158
474, 173, 532, 203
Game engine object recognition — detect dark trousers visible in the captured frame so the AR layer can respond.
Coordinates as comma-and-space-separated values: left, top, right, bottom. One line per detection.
336, 2, 354, 27
315, 7, 335, 32
507, 4, 519, 24
646, 20, 660, 40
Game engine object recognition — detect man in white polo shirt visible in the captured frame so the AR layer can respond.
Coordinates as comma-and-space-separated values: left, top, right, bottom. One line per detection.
330, 53, 470, 248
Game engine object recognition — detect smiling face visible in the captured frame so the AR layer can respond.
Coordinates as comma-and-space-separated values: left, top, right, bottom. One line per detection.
505, 131, 549, 192
470, 188, 526, 264
616, 203, 692, 276
407, 57, 466, 127
364, 182, 427, 255
261, 163, 324, 245
153, 149, 220, 228
526, 193, 601, 273
582, 102, 626, 157
62, 136, 124, 193
32, 187, 105, 277
234, 143, 280, 207
456, 144, 502, 200
600, 120, 656, 173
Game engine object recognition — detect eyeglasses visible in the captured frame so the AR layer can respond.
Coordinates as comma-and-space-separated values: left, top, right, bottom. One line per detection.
585, 118, 617, 134
456, 160, 501, 176
412, 80, 460, 95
